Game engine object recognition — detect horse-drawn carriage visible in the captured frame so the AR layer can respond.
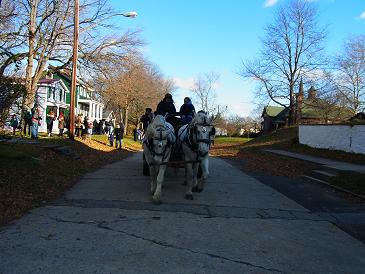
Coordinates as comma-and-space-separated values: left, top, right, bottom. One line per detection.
142, 112, 215, 204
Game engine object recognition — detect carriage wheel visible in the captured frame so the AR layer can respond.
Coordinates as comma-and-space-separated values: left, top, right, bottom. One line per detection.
143, 153, 150, 176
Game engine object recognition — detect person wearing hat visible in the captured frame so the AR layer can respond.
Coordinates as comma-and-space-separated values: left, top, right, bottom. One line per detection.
155, 93, 176, 117
179, 97, 195, 124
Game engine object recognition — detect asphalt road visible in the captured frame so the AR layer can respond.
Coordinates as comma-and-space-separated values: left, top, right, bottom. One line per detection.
1, 153, 364, 273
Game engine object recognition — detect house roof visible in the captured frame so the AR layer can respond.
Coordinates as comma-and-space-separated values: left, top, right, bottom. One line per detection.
38, 78, 60, 84
263, 106, 285, 117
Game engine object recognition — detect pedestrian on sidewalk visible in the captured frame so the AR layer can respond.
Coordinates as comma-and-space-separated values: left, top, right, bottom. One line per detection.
31, 104, 42, 139
10, 114, 18, 135
23, 108, 32, 137
108, 126, 114, 147
75, 114, 83, 138
86, 117, 93, 143
115, 122, 124, 149
58, 112, 65, 137
46, 110, 56, 137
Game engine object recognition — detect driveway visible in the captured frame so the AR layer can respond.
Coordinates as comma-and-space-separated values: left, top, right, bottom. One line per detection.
1, 152, 364, 273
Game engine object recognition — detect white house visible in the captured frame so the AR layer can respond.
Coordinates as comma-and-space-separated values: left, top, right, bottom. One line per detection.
36, 78, 69, 133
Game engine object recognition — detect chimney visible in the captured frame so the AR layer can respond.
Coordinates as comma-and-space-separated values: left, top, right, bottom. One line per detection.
46, 71, 53, 79
308, 86, 317, 100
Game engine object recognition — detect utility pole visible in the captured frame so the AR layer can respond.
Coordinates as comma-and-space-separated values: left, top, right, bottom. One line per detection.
69, 0, 79, 140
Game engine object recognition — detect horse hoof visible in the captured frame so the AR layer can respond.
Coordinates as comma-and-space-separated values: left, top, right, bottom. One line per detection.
185, 194, 194, 200
152, 199, 162, 205
192, 186, 203, 192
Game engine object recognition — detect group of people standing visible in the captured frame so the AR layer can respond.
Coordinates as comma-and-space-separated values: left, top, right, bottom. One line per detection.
8, 93, 194, 150
9, 104, 58, 139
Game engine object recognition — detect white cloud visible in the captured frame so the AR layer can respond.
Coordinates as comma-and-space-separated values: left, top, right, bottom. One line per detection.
264, 0, 278, 8
360, 11, 365, 20
173, 77, 195, 90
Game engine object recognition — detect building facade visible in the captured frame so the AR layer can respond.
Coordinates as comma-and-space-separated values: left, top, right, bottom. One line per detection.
36, 70, 104, 133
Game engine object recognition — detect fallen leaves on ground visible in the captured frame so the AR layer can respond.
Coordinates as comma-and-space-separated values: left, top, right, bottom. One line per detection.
0, 137, 138, 225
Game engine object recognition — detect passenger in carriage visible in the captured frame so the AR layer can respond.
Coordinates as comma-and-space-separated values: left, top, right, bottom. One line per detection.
179, 97, 195, 125
155, 93, 179, 130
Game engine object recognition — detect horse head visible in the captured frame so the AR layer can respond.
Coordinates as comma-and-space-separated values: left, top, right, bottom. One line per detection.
146, 115, 175, 158
189, 111, 216, 157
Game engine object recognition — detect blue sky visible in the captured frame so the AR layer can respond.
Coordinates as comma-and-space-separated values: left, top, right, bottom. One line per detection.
110, 0, 365, 117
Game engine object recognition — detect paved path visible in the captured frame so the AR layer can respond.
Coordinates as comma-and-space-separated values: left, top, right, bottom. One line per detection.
1, 153, 365, 273
265, 149, 365, 174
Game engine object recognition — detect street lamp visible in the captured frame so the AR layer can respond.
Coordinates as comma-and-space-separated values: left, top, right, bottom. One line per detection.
121, 11, 138, 18
69, 2, 137, 139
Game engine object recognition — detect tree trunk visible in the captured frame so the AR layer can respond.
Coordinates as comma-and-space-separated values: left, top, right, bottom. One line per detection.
24, 0, 38, 109
288, 84, 295, 125
124, 104, 129, 135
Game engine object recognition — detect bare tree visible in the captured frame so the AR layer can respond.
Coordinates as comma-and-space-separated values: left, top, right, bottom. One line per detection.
0, 0, 142, 112
0, 1, 24, 77
99, 55, 174, 134
335, 35, 365, 114
239, 0, 327, 125
190, 71, 220, 114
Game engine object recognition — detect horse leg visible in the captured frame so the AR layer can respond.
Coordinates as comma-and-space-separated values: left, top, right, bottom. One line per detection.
153, 164, 166, 204
150, 165, 157, 195
182, 167, 187, 186
184, 163, 194, 200
191, 163, 200, 192
196, 157, 209, 192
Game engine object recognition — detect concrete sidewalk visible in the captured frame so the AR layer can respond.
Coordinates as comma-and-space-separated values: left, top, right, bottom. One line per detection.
0, 152, 364, 273
265, 149, 365, 174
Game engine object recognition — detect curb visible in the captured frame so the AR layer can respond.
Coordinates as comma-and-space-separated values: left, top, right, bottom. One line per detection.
301, 175, 365, 201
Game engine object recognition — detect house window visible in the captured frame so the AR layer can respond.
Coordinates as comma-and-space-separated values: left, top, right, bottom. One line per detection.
59, 89, 63, 102
47, 87, 52, 99
47, 87, 56, 100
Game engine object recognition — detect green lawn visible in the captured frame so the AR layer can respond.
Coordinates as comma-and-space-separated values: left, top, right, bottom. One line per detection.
91, 134, 142, 150
214, 136, 252, 145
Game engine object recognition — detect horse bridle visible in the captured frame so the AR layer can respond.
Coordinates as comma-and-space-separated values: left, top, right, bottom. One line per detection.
185, 123, 215, 157
147, 128, 171, 159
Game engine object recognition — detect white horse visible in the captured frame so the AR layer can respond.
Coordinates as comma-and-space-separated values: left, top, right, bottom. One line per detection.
178, 111, 215, 200
143, 115, 176, 204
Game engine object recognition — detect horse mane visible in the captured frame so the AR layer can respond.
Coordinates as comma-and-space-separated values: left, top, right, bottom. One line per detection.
145, 115, 167, 138
190, 111, 207, 127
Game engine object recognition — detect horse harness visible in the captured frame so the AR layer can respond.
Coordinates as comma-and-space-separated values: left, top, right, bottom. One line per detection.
144, 127, 172, 160
184, 123, 215, 157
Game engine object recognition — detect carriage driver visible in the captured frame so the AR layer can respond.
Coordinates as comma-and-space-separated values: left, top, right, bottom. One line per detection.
155, 93, 176, 116
155, 93, 180, 130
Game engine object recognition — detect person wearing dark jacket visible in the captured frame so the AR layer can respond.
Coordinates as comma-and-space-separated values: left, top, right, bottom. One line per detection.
140, 108, 153, 132
155, 93, 176, 117
155, 93, 179, 129
179, 97, 195, 124
114, 122, 124, 149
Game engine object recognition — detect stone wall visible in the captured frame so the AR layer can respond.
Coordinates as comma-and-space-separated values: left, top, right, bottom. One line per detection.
299, 125, 365, 154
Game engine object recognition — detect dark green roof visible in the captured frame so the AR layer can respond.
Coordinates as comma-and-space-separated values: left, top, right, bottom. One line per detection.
264, 106, 285, 117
